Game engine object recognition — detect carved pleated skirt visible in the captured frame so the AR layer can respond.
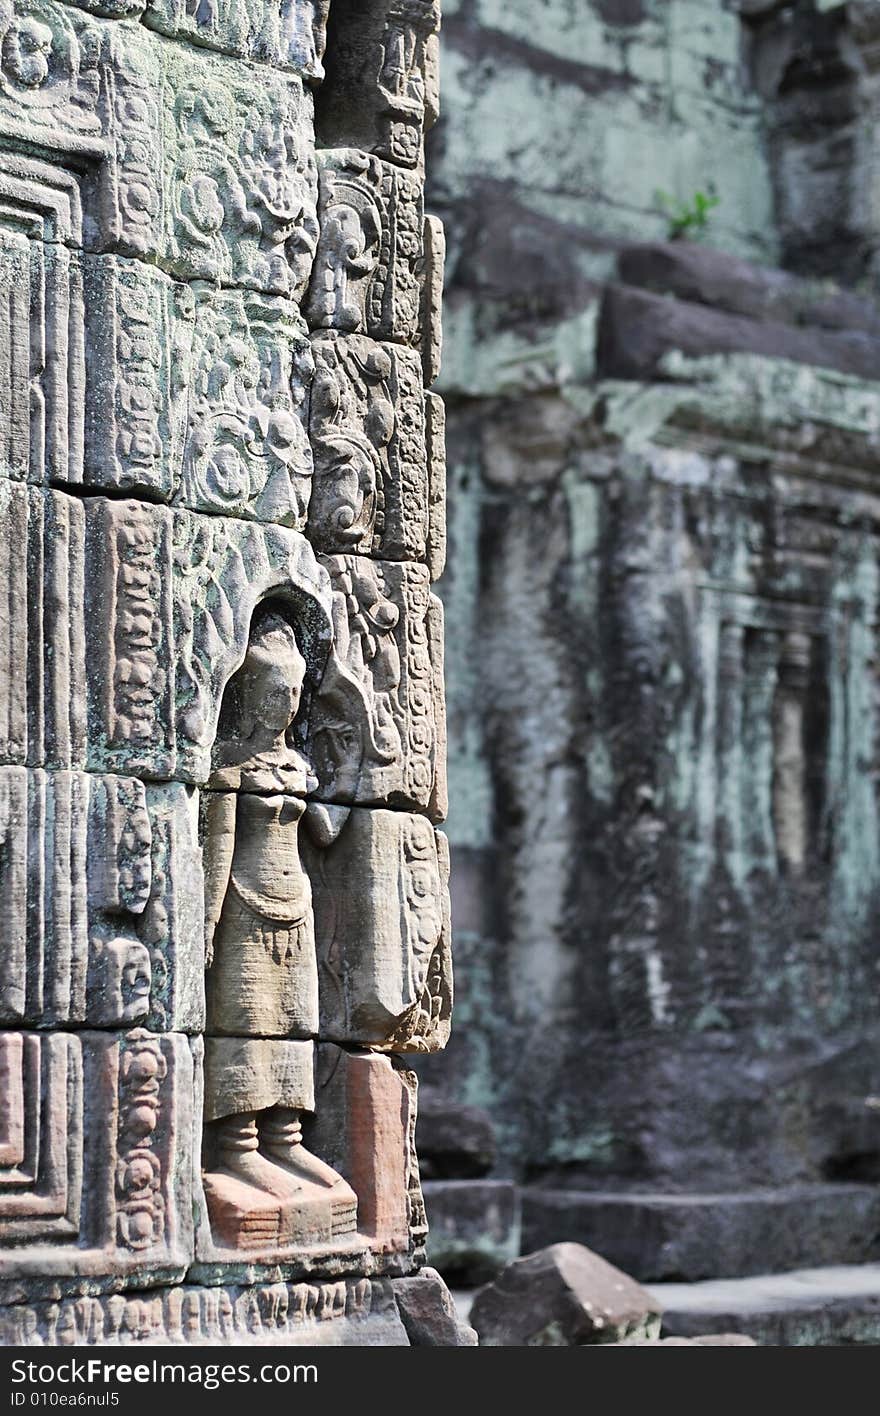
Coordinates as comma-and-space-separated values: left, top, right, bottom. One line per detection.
205, 886, 320, 1041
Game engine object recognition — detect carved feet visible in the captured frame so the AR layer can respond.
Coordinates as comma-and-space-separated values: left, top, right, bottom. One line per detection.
203, 1110, 358, 1252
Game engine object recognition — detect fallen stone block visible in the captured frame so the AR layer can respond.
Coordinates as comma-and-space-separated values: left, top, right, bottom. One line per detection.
650, 1263, 880, 1347
618, 240, 880, 339
470, 1242, 663, 1346
521, 1183, 880, 1281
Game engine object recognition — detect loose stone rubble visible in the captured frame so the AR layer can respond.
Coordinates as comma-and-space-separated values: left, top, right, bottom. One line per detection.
0, 0, 467, 1347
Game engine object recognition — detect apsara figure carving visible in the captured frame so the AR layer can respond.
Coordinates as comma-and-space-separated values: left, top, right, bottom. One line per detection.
200, 604, 358, 1251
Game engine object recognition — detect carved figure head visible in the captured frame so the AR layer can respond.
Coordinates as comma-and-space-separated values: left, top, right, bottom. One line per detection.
3, 17, 52, 90
306, 171, 382, 332
177, 81, 230, 141
236, 610, 307, 741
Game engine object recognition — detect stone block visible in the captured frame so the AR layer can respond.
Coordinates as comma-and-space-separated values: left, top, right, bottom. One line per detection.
0, 231, 83, 485
81, 497, 334, 784
416, 1093, 495, 1178
173, 284, 314, 526
144, 0, 330, 79
0, 1028, 195, 1303
469, 1242, 663, 1347
651, 1265, 880, 1347
311, 555, 446, 815
317, 0, 440, 168
422, 1179, 520, 1285
393, 1268, 478, 1346
305, 148, 424, 346
308, 332, 428, 560
618, 240, 880, 339
0, 484, 85, 771
0, 767, 203, 1031
0, 1275, 410, 1345
0, 9, 319, 295
82, 256, 192, 500
424, 389, 446, 580
305, 1045, 426, 1264
84, 265, 315, 525
419, 215, 444, 386
520, 1185, 880, 1282
157, 39, 317, 297
598, 282, 880, 382
192, 1037, 380, 1277
303, 806, 451, 1051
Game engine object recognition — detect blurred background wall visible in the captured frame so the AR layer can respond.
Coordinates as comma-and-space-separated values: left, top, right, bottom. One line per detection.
414, 0, 880, 1294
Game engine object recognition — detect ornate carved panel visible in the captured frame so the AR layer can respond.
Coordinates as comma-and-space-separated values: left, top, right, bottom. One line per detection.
0, 1028, 195, 1301
304, 807, 451, 1051
308, 331, 427, 559
305, 148, 424, 345
310, 554, 446, 815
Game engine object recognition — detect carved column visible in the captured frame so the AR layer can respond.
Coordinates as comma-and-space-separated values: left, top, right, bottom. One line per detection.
0, 0, 467, 1347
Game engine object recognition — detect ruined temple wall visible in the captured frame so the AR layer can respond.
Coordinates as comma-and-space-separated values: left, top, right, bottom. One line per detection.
420, 0, 880, 1282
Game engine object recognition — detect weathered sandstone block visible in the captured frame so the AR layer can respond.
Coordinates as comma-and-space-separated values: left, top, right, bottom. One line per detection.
306, 1045, 426, 1262
470, 1243, 664, 1348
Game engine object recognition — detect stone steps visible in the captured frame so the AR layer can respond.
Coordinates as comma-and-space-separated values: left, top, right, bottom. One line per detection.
650, 1264, 880, 1346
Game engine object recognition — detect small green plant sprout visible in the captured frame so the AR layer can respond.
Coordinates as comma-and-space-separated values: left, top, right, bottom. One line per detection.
655, 188, 720, 241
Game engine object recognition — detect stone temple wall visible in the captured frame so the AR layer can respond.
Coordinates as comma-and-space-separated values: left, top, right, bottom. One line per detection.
419, 0, 880, 1285
0, 0, 473, 1348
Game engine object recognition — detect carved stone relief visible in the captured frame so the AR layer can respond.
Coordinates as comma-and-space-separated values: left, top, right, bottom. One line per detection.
0, 1028, 195, 1301
177, 286, 314, 525
305, 148, 424, 344
0, 0, 454, 1345
144, 0, 330, 79
303, 806, 452, 1050
0, 1275, 409, 1346
161, 45, 318, 296
0, 767, 202, 1031
310, 555, 446, 816
317, 0, 440, 169
308, 331, 428, 559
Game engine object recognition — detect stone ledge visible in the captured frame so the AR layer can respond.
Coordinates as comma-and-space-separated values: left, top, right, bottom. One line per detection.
521, 1184, 880, 1281
650, 1263, 880, 1347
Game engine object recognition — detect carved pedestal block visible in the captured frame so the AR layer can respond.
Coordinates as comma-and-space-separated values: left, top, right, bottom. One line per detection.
0, 1277, 433, 1345
306, 1046, 426, 1262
